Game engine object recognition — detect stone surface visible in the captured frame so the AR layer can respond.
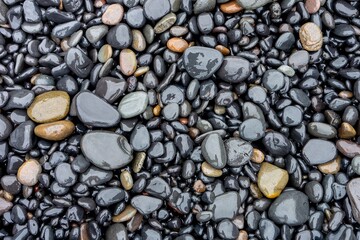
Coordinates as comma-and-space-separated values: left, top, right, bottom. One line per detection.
236, 0, 274, 9
201, 162, 222, 177
81, 131, 133, 170
225, 138, 253, 167
102, 4, 124, 25
119, 49, 137, 76
131, 195, 163, 215
34, 120, 75, 141
347, 178, 360, 224
209, 191, 240, 221
299, 22, 323, 51
201, 133, 227, 169
216, 56, 251, 83
303, 139, 337, 165
17, 159, 42, 186
118, 91, 149, 118
258, 162, 289, 198
337, 140, 360, 158
0, 114, 12, 141
9, 120, 35, 151
65, 48, 93, 78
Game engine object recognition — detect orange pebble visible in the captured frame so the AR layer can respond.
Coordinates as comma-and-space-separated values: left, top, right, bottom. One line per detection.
167, 38, 189, 53
220, 0, 243, 14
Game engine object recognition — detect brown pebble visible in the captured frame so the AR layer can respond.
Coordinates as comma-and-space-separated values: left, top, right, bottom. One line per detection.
167, 38, 188, 53
237, 230, 249, 240
318, 156, 341, 174
305, 0, 320, 14
127, 213, 143, 232
336, 140, 360, 158
17, 159, 42, 187
339, 122, 356, 139
201, 162, 223, 177
120, 170, 133, 191
179, 117, 188, 125
34, 120, 75, 141
80, 223, 90, 240
220, 0, 243, 14
251, 148, 265, 164
98, 44, 112, 63
193, 180, 206, 193
299, 22, 323, 51
132, 30, 146, 52
250, 183, 263, 199
113, 205, 137, 222
102, 4, 124, 25
189, 127, 200, 139
134, 66, 149, 77
339, 91, 353, 99
153, 105, 161, 116
132, 152, 146, 173
215, 45, 230, 55
119, 49, 137, 76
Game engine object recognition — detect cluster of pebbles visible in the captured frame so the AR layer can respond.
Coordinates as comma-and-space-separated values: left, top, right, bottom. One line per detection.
0, 0, 360, 239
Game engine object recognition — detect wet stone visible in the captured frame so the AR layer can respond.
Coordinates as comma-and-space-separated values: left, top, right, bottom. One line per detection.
346, 178, 360, 224
96, 187, 125, 207
225, 138, 253, 167
65, 48, 94, 78
183, 46, 223, 80
216, 219, 239, 239
9, 120, 35, 151
299, 22, 323, 51
303, 139, 337, 165
79, 166, 113, 187
106, 224, 128, 240
217, 56, 251, 83
131, 195, 163, 215
17, 159, 42, 187
81, 131, 133, 170
209, 191, 239, 221
95, 77, 127, 104
106, 24, 132, 49
351, 156, 360, 175
1, 175, 21, 195
288, 50, 310, 70
55, 163, 77, 187
262, 69, 285, 92
236, 0, 274, 9
85, 25, 108, 44
143, 0, 170, 21
130, 124, 151, 151
154, 13, 177, 34
239, 118, 265, 141
0, 114, 12, 141
118, 91, 149, 118
102, 4, 124, 25
258, 162, 289, 198
282, 106, 303, 126
3, 90, 34, 111
145, 177, 171, 199
307, 122, 337, 139
336, 140, 360, 158
262, 131, 291, 156
201, 133, 227, 169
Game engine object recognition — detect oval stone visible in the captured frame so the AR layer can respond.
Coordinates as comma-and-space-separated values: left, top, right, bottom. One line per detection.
34, 120, 75, 141
27, 91, 70, 123
17, 159, 42, 187
201, 133, 227, 169
216, 56, 251, 83
302, 139, 337, 165
81, 131, 133, 170
119, 49, 137, 76
118, 91, 149, 119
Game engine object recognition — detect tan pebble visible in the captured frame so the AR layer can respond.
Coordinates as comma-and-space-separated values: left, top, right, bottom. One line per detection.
318, 156, 341, 174
339, 91, 353, 99
98, 44, 113, 63
305, 0, 320, 14
220, 0, 243, 14
249, 183, 263, 199
132, 30, 146, 52
112, 205, 137, 222
94, 0, 106, 8
214, 105, 226, 115
299, 22, 323, 51
189, 127, 200, 139
80, 223, 90, 240
30, 73, 41, 85
179, 118, 188, 125
120, 170, 133, 191
60, 38, 70, 52
134, 66, 149, 77
153, 105, 161, 116
193, 180, 206, 193
119, 49, 137, 76
201, 162, 222, 177
34, 120, 75, 141
251, 148, 265, 164
17, 159, 42, 187
257, 162, 289, 198
232, 215, 245, 229
102, 4, 124, 25
339, 122, 356, 139
215, 45, 230, 55
27, 91, 70, 123
3, 191, 13, 202
167, 38, 188, 53
237, 230, 248, 240
154, 13, 177, 34
132, 152, 146, 173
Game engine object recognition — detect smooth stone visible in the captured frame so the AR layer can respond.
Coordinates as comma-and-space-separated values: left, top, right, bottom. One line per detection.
259, 219, 280, 240
268, 190, 310, 226
209, 191, 240, 221
62, 0, 82, 12
3, 90, 34, 110
0, 91, 9, 108
258, 162, 289, 198
75, 91, 121, 127
282, 106, 302, 126
81, 131, 133, 170
27, 91, 70, 123
0, 0, 8, 24
102, 4, 124, 25
262, 69, 285, 92
145, 177, 171, 199
0, 114, 12, 141
1, 175, 21, 195
34, 120, 75, 141
143, 0, 170, 21
333, 24, 355, 37
201, 133, 227, 169
318, 156, 341, 175
351, 156, 360, 175
96, 188, 125, 207
154, 13, 177, 34
162, 103, 180, 121
262, 132, 291, 156
54, 163, 77, 187
23, 0, 41, 22
278, 65, 295, 77
65, 48, 93, 78
167, 37, 188, 53
0, 198, 13, 216
338, 122, 356, 139
118, 91, 149, 118
95, 77, 127, 104
106, 24, 132, 49
106, 224, 128, 240
161, 85, 185, 104
131, 195, 163, 215
79, 166, 113, 187
71, 155, 90, 173
183, 46, 223, 80
119, 49, 137, 76
305, 181, 323, 203
85, 25, 108, 44
239, 118, 265, 141
51, 21, 81, 38
275, 32, 295, 51
336, 140, 360, 158
174, 134, 194, 157
201, 162, 222, 177
299, 22, 323, 51
194, 0, 216, 14
120, 171, 133, 190
130, 124, 150, 151
17, 159, 42, 186
196, 211, 213, 222
307, 122, 337, 139
288, 50, 310, 70
236, 0, 274, 9
132, 30, 146, 52
302, 139, 337, 165
112, 205, 137, 222
9, 120, 35, 151
216, 219, 239, 239
346, 178, 360, 224
127, 6, 146, 29
225, 138, 253, 167
216, 56, 251, 83
98, 44, 113, 63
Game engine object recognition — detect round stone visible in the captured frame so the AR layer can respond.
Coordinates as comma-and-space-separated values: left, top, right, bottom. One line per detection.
17, 159, 42, 187
118, 91, 149, 118
167, 38, 188, 53
34, 120, 75, 141
262, 69, 285, 92
282, 106, 302, 126
352, 156, 360, 175
262, 132, 291, 156
102, 4, 124, 25
201, 133, 227, 169
299, 22, 323, 51
119, 49, 137, 76
303, 139, 337, 165
154, 13, 177, 34
120, 171, 133, 191
257, 162, 289, 198
143, 0, 170, 21
54, 163, 77, 187
106, 24, 132, 49
0, 114, 12, 141
216, 56, 251, 83
65, 48, 94, 78
201, 162, 222, 177
305, 0, 320, 13
239, 118, 265, 141
106, 224, 128, 240
27, 91, 70, 123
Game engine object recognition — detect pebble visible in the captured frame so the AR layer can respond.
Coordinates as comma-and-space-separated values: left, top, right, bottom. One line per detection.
145, 177, 171, 199
307, 122, 337, 139
95, 77, 127, 104
220, 1, 243, 14
27, 91, 70, 123
0, 197, 13, 216
131, 195, 163, 215
216, 219, 239, 239
209, 191, 239, 221
201, 162, 222, 177
3, 90, 35, 111
130, 124, 150, 151
112, 205, 137, 222
258, 162, 289, 198
81, 131, 133, 170
118, 91, 149, 118
305, 181, 323, 203
65, 48, 94, 78
143, 0, 170, 21
54, 163, 77, 187
75, 91, 121, 127
167, 38, 188, 53
288, 50, 310, 70
239, 118, 265, 141
154, 13, 177, 34
346, 178, 360, 224
225, 138, 253, 167
352, 156, 360, 175
0, 114, 12, 141
79, 166, 113, 187
98, 44, 113, 63
9, 120, 35, 151
338, 122, 356, 139
119, 49, 137, 76
275, 32, 295, 51
305, 0, 320, 13
106, 224, 128, 240
34, 120, 75, 141
262, 131, 291, 156
262, 69, 285, 92
299, 22, 323, 51
106, 24, 132, 49
236, 0, 274, 9
120, 171, 133, 191
336, 140, 360, 158
96, 187, 125, 207
0, 0, 8, 24
102, 4, 124, 25
217, 56, 251, 83
302, 139, 337, 165
183, 47, 223, 80
201, 133, 227, 169
268, 190, 310, 226
259, 219, 280, 240
17, 159, 42, 186
318, 156, 341, 174
85, 25, 108, 44
1, 175, 21, 195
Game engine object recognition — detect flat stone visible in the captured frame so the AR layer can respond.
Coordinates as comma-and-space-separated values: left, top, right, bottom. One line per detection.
225, 138, 253, 167
131, 195, 163, 215
81, 131, 133, 170
102, 4, 124, 25
154, 13, 177, 34
34, 120, 75, 141
183, 47, 223, 80
96, 187, 125, 207
95, 77, 127, 104
209, 191, 239, 221
27, 91, 70, 123
194, 0, 216, 14
201, 133, 227, 169
118, 91, 149, 118
79, 166, 113, 187
268, 190, 310, 226
338, 122, 356, 139
54, 163, 77, 187
85, 25, 108, 44
336, 140, 360, 158
217, 56, 251, 83
51, 21, 82, 38
0, 114, 12, 141
112, 205, 137, 222
143, 0, 170, 21
0, 0, 8, 24
17, 159, 42, 186
239, 118, 265, 141
302, 139, 337, 165
9, 120, 35, 151
236, 0, 274, 9
216, 219, 239, 239
75, 91, 121, 127
3, 89, 34, 110
346, 178, 360, 224
318, 156, 341, 175
258, 162, 289, 198
201, 162, 222, 177
65, 48, 93, 78
106, 223, 128, 240
307, 122, 337, 139
167, 37, 188, 53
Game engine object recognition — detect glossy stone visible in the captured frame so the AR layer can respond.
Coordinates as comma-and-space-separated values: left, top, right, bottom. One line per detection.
118, 91, 149, 118
236, 0, 274, 9
262, 132, 291, 156
102, 4, 124, 25
17, 159, 42, 186
346, 178, 360, 224
201, 133, 227, 169
225, 138, 253, 167
0, 114, 12, 141
258, 162, 289, 198
96, 188, 125, 207
131, 195, 162, 215
35, 120, 75, 141
9, 120, 35, 151
65, 48, 93, 78
209, 192, 239, 221
303, 139, 337, 165
239, 118, 265, 141
299, 22, 323, 51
